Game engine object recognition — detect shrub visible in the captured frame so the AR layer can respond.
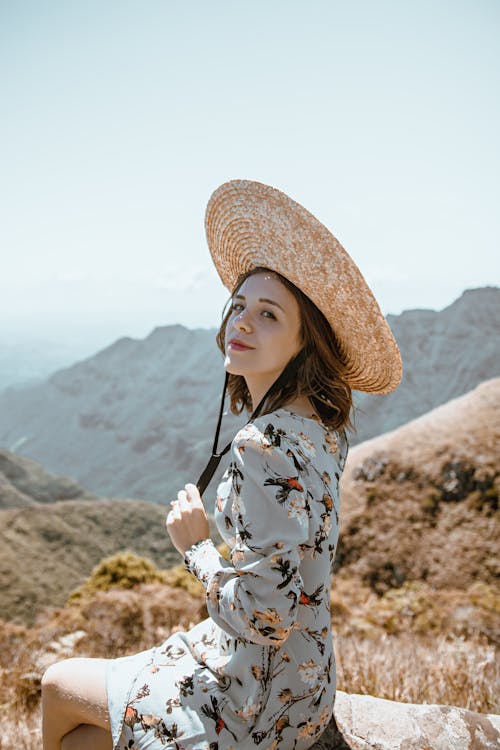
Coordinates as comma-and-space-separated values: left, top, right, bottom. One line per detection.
420, 490, 441, 517
365, 487, 385, 506
67, 550, 168, 604
67, 543, 231, 605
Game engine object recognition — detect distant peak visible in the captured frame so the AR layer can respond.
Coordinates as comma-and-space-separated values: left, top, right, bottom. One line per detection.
149, 323, 188, 334
146, 324, 190, 340
459, 286, 499, 298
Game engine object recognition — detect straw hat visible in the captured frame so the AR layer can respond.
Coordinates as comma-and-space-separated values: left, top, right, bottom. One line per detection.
205, 179, 402, 394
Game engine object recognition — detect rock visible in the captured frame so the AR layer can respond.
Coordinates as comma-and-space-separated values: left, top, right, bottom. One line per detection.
353, 455, 389, 482
34, 630, 88, 673
311, 691, 500, 749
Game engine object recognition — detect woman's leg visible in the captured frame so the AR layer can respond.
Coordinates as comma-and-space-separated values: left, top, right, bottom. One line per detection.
41, 657, 113, 750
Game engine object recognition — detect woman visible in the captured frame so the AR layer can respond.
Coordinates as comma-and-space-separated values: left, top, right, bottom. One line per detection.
41, 180, 402, 750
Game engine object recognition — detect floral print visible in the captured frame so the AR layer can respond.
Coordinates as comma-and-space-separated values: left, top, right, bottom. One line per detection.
106, 408, 348, 750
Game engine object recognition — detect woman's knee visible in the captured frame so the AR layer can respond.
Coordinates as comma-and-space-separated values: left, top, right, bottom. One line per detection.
41, 657, 111, 728
42, 658, 82, 699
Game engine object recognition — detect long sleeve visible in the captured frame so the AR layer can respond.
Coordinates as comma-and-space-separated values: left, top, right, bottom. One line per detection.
184, 424, 310, 646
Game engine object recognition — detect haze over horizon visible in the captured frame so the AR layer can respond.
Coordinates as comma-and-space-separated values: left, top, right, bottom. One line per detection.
1, 0, 499, 355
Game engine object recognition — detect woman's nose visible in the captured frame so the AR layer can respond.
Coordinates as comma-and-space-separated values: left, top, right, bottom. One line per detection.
235, 310, 252, 331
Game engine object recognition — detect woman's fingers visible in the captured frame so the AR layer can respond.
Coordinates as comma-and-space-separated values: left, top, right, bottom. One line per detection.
178, 490, 197, 516
170, 485, 204, 514
168, 501, 181, 520
184, 483, 203, 507
166, 483, 210, 556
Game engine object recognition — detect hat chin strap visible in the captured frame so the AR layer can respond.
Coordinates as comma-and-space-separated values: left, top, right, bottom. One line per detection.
196, 348, 307, 497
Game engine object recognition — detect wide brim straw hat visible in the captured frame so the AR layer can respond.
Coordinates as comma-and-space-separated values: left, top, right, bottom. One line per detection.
205, 179, 402, 394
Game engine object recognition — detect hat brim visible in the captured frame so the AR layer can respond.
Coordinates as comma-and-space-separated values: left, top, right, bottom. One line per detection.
205, 179, 402, 394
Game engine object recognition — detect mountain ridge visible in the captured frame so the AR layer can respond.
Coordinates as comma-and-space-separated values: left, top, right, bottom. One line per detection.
0, 286, 498, 504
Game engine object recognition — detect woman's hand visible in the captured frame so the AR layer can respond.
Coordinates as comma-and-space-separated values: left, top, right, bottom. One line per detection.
165, 483, 211, 557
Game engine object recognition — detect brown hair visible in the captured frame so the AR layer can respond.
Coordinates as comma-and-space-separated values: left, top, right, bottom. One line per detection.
215, 267, 354, 433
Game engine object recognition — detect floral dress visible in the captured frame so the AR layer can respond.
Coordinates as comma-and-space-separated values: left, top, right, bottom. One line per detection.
106, 408, 348, 750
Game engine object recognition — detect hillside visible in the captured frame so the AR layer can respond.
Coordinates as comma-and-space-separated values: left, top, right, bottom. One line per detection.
0, 448, 97, 509
335, 377, 499, 592
1, 378, 497, 628
0, 492, 223, 626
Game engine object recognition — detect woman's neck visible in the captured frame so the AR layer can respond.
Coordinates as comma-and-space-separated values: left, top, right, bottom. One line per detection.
282, 395, 319, 419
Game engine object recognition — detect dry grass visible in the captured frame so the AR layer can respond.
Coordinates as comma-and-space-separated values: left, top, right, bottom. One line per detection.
331, 576, 500, 643
335, 631, 498, 714
0, 720, 39, 750
1, 629, 497, 749
1, 542, 498, 749
2, 559, 496, 745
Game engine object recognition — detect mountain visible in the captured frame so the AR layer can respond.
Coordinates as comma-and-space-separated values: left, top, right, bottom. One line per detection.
334, 377, 499, 593
0, 287, 498, 505
0, 324, 239, 506
351, 286, 500, 442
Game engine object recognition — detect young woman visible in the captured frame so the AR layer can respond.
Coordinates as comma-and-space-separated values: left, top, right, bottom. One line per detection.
41, 180, 402, 750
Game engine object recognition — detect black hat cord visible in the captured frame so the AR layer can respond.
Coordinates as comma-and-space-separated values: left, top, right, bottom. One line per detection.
196, 349, 306, 497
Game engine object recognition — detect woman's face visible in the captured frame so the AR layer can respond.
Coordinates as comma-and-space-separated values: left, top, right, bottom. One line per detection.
224, 271, 303, 383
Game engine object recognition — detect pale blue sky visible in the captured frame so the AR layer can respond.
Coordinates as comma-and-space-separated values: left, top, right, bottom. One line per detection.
1, 0, 498, 351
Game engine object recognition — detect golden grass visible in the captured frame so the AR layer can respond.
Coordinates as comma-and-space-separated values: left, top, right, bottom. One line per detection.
1, 629, 497, 749
0, 721, 39, 750
331, 576, 500, 642
334, 632, 498, 714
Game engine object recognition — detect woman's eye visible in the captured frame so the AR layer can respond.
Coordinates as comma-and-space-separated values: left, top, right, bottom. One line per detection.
229, 303, 276, 320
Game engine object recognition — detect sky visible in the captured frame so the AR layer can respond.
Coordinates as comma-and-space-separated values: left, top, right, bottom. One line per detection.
1, 0, 499, 354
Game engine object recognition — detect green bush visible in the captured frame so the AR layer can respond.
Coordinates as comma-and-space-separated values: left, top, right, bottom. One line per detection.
67, 550, 168, 604
67, 542, 231, 605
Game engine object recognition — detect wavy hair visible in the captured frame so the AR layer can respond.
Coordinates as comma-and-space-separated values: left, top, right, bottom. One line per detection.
215, 267, 354, 433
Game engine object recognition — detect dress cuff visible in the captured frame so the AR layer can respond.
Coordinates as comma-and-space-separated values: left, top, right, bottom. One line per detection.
183, 538, 225, 589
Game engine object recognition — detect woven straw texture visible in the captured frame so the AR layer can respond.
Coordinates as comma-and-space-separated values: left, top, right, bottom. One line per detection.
205, 179, 402, 394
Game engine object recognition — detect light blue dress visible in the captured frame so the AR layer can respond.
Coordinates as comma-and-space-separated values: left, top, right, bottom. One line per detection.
106, 408, 348, 750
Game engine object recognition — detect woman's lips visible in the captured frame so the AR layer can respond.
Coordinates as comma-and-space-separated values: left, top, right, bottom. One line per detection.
228, 341, 254, 351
